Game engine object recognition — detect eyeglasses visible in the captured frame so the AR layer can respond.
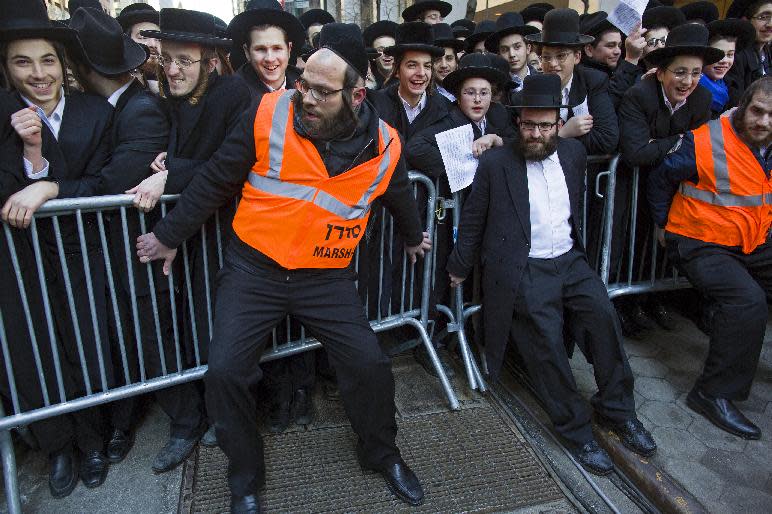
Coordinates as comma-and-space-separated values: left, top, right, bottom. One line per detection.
645, 37, 667, 48
519, 121, 558, 132
666, 68, 702, 81
375, 46, 391, 55
751, 13, 772, 23
295, 78, 347, 102
539, 52, 572, 65
461, 89, 491, 100
157, 56, 202, 69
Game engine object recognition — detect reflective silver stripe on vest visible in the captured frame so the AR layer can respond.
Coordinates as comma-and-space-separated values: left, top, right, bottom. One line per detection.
248, 172, 316, 202
267, 90, 294, 179
679, 183, 772, 207
708, 118, 731, 193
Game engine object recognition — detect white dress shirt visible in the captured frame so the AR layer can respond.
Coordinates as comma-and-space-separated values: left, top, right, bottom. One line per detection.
20, 87, 66, 179
263, 76, 287, 92
107, 78, 135, 107
436, 85, 456, 102
474, 116, 487, 136
511, 66, 530, 92
399, 90, 427, 124
661, 84, 686, 114
527, 151, 574, 259
560, 74, 573, 121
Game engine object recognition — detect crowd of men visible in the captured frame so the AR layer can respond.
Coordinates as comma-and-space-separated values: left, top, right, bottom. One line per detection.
0, 0, 770, 512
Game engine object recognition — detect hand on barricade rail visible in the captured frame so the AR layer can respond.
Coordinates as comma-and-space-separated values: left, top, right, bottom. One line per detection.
406, 231, 432, 264
127, 171, 168, 212
137, 232, 177, 275
449, 273, 465, 288
1, 181, 59, 229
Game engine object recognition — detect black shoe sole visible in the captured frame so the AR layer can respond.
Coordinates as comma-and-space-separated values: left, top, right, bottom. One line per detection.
49, 470, 79, 499
579, 462, 614, 477
686, 397, 761, 440
383, 479, 424, 507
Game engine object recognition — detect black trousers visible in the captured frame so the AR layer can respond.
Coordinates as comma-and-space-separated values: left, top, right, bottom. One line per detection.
666, 233, 771, 400
205, 246, 400, 496
510, 248, 636, 446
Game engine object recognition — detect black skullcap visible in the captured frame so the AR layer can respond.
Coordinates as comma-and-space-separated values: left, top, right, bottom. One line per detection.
318, 22, 369, 81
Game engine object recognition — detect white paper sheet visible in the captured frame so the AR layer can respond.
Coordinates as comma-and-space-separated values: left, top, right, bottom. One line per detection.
572, 96, 590, 118
435, 124, 478, 193
607, 0, 647, 36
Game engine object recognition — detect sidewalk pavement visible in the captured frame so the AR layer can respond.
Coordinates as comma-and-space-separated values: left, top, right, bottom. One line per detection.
569, 310, 772, 513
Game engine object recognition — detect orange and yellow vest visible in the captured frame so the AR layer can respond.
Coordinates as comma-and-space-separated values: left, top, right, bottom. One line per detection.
232, 90, 401, 269
666, 116, 772, 254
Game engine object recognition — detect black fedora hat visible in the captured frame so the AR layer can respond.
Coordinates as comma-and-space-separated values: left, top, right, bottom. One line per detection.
579, 11, 617, 40
384, 22, 444, 58
317, 23, 369, 80
707, 18, 756, 50
0, 0, 77, 43
680, 1, 719, 25
726, 0, 764, 20
69, 7, 148, 76
433, 23, 465, 52
442, 51, 508, 95
510, 73, 570, 108
644, 22, 724, 68
450, 18, 475, 37
464, 19, 496, 52
141, 8, 232, 48
117, 3, 159, 32
363, 19, 398, 47
642, 6, 685, 30
484, 12, 539, 53
486, 53, 516, 90
526, 8, 593, 47
227, 0, 305, 51
521, 4, 552, 25
402, 0, 452, 22
299, 9, 335, 30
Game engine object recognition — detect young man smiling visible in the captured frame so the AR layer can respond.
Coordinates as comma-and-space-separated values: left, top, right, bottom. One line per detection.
484, 12, 538, 94
431, 23, 463, 100
363, 20, 398, 89
726, 0, 772, 104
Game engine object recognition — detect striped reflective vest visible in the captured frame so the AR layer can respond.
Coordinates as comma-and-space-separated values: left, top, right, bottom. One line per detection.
231, 90, 401, 269
666, 116, 772, 254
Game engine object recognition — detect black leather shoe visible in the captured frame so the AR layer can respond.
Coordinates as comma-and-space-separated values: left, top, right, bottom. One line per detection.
201, 425, 218, 448
49, 450, 78, 498
630, 303, 656, 331
597, 416, 657, 457
231, 494, 261, 514
106, 428, 134, 463
322, 380, 340, 401
152, 435, 199, 473
292, 388, 314, 427
80, 450, 109, 488
649, 302, 677, 331
686, 389, 761, 440
615, 304, 643, 340
268, 400, 291, 434
376, 460, 425, 506
573, 440, 614, 476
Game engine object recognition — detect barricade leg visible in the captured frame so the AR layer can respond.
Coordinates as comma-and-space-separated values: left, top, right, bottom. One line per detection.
403, 318, 460, 410
0, 404, 21, 514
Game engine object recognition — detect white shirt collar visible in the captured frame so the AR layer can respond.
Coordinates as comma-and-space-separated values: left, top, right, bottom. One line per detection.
528, 150, 560, 165
475, 116, 487, 135
263, 76, 287, 92
21, 87, 66, 139
436, 85, 456, 102
107, 78, 135, 107
398, 90, 427, 123
661, 84, 686, 114
562, 74, 574, 104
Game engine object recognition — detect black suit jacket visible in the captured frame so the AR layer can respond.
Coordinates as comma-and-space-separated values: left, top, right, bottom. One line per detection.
368, 83, 451, 142
580, 58, 642, 109
237, 63, 301, 106
447, 137, 587, 378
725, 45, 770, 111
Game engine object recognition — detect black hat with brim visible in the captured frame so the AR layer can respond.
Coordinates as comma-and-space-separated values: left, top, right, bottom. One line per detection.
442, 52, 509, 95
227, 7, 305, 51
525, 8, 594, 47
452, 26, 472, 38
450, 18, 475, 32
433, 23, 465, 52
642, 6, 686, 31
363, 19, 398, 47
484, 12, 540, 53
579, 11, 618, 40
464, 19, 496, 52
384, 22, 444, 58
299, 9, 335, 29
726, 0, 762, 20
510, 73, 571, 109
644, 22, 725, 68
680, 1, 719, 24
707, 18, 756, 50
521, 5, 551, 24
0, 0, 78, 43
141, 8, 232, 48
69, 7, 149, 76
117, 3, 160, 32
402, 0, 452, 22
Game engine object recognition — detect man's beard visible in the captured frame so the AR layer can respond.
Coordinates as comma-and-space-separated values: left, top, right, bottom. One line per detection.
292, 90, 359, 140
516, 132, 558, 161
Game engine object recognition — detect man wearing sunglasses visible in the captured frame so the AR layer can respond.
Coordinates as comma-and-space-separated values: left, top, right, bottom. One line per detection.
137, 23, 431, 513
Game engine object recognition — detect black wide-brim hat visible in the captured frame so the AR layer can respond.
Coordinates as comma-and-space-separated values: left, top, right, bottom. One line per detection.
433, 23, 465, 52
680, 1, 719, 24
644, 22, 725, 68
402, 0, 452, 22
726, 0, 760, 20
363, 19, 398, 47
525, 8, 594, 47
0, 0, 78, 43
69, 7, 148, 76
521, 4, 552, 24
510, 73, 571, 109
443, 52, 509, 95
579, 11, 616, 40
451, 18, 475, 32
227, 5, 305, 51
707, 18, 756, 50
141, 8, 232, 48
299, 9, 335, 30
642, 6, 686, 31
464, 19, 496, 52
384, 22, 444, 58
484, 12, 539, 53
117, 3, 160, 32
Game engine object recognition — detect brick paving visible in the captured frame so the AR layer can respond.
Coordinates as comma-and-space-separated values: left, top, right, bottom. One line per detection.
569, 309, 772, 512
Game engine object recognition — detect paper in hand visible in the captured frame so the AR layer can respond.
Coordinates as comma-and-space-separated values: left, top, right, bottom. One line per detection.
435, 124, 478, 193
572, 96, 590, 118
607, 0, 647, 36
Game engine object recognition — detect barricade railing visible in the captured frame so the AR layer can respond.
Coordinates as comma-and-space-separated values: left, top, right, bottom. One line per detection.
0, 172, 454, 514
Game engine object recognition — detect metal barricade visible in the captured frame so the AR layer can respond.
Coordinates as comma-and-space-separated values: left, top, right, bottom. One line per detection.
0, 172, 453, 514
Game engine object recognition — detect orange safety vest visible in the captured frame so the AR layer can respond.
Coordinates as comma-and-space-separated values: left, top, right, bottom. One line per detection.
666, 116, 772, 254
232, 90, 402, 269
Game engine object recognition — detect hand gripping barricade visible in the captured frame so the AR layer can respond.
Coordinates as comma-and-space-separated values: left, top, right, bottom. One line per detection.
0, 171, 472, 514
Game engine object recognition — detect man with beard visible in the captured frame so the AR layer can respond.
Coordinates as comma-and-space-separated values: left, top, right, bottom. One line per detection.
135, 23, 431, 513
447, 73, 655, 477
648, 77, 772, 440
117, 2, 162, 94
